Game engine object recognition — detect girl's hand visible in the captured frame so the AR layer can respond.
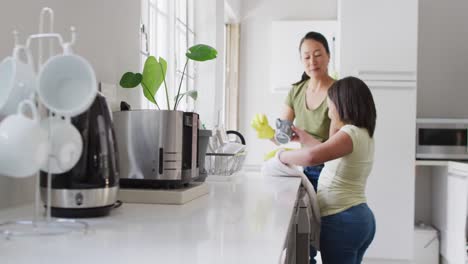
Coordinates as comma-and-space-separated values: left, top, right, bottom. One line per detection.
290, 126, 307, 143
291, 126, 321, 147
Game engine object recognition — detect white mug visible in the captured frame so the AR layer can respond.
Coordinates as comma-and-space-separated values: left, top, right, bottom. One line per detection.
40, 115, 83, 174
37, 43, 97, 117
0, 46, 36, 116
0, 100, 48, 178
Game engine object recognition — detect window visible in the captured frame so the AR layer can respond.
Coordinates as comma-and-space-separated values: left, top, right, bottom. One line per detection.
224, 23, 240, 130
141, 0, 195, 110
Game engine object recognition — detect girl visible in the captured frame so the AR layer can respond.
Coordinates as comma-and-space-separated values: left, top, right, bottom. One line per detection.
279, 76, 377, 264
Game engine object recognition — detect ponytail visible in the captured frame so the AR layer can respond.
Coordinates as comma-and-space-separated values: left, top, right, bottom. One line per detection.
292, 71, 310, 85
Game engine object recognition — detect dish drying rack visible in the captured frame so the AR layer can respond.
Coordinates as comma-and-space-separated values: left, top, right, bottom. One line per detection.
205, 152, 246, 176
203, 127, 247, 181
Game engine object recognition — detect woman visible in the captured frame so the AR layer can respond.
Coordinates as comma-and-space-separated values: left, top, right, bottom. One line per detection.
252, 31, 336, 191
278, 76, 377, 264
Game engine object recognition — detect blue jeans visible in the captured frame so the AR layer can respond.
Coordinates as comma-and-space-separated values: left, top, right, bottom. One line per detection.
320, 203, 376, 264
303, 164, 324, 192
303, 165, 324, 264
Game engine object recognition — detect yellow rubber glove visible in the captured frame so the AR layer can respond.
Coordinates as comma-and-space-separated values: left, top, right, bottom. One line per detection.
264, 148, 294, 161
251, 113, 275, 139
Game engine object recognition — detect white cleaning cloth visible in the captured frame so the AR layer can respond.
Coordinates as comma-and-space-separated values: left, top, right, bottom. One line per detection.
261, 149, 321, 250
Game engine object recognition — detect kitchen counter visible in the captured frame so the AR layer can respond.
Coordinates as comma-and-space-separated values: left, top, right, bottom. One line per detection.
0, 172, 302, 264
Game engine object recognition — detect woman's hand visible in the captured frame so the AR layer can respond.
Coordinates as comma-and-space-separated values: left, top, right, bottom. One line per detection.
291, 126, 321, 147
251, 113, 275, 139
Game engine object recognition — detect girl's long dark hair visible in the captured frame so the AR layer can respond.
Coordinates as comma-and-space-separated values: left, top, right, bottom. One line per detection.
327, 77, 377, 137
293, 32, 330, 85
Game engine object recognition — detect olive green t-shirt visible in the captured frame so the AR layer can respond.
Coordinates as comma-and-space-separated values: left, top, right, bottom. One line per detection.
285, 80, 331, 142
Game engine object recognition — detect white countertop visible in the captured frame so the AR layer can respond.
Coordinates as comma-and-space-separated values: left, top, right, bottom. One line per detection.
0, 172, 302, 264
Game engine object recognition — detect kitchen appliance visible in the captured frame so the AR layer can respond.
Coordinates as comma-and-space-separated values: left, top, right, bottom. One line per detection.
40, 93, 119, 218
113, 110, 199, 188
416, 118, 468, 160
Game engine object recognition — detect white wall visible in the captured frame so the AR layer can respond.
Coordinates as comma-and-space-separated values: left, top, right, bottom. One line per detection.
226, 0, 241, 17
0, 0, 141, 209
0, 0, 142, 109
417, 0, 468, 118
225, 0, 241, 22
238, 0, 337, 166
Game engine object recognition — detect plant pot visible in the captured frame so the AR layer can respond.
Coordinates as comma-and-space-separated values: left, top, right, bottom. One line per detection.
113, 109, 199, 188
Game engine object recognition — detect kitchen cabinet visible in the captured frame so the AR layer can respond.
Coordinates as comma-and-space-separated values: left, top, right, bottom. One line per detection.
339, 0, 418, 261
366, 82, 417, 260
415, 161, 468, 264
339, 0, 418, 78
443, 168, 468, 263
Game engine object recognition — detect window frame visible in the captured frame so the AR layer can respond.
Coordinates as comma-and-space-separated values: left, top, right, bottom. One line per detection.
141, 0, 195, 110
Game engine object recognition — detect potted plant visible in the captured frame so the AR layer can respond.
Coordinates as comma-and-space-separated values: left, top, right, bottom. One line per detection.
119, 44, 217, 110
113, 44, 217, 185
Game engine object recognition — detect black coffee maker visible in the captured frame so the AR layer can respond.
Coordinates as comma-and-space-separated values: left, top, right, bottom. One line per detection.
40, 93, 119, 218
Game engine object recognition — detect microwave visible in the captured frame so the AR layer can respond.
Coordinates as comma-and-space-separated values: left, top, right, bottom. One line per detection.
416, 118, 468, 160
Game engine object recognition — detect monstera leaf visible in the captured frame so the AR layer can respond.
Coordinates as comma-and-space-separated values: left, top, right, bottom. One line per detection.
186, 44, 217, 61
119, 72, 142, 88
158, 57, 170, 108
141, 56, 166, 105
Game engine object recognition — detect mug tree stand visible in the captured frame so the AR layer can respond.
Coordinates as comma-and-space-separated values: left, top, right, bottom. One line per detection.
0, 7, 88, 240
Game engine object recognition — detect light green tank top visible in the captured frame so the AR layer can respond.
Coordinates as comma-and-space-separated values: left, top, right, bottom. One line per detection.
285, 79, 331, 142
